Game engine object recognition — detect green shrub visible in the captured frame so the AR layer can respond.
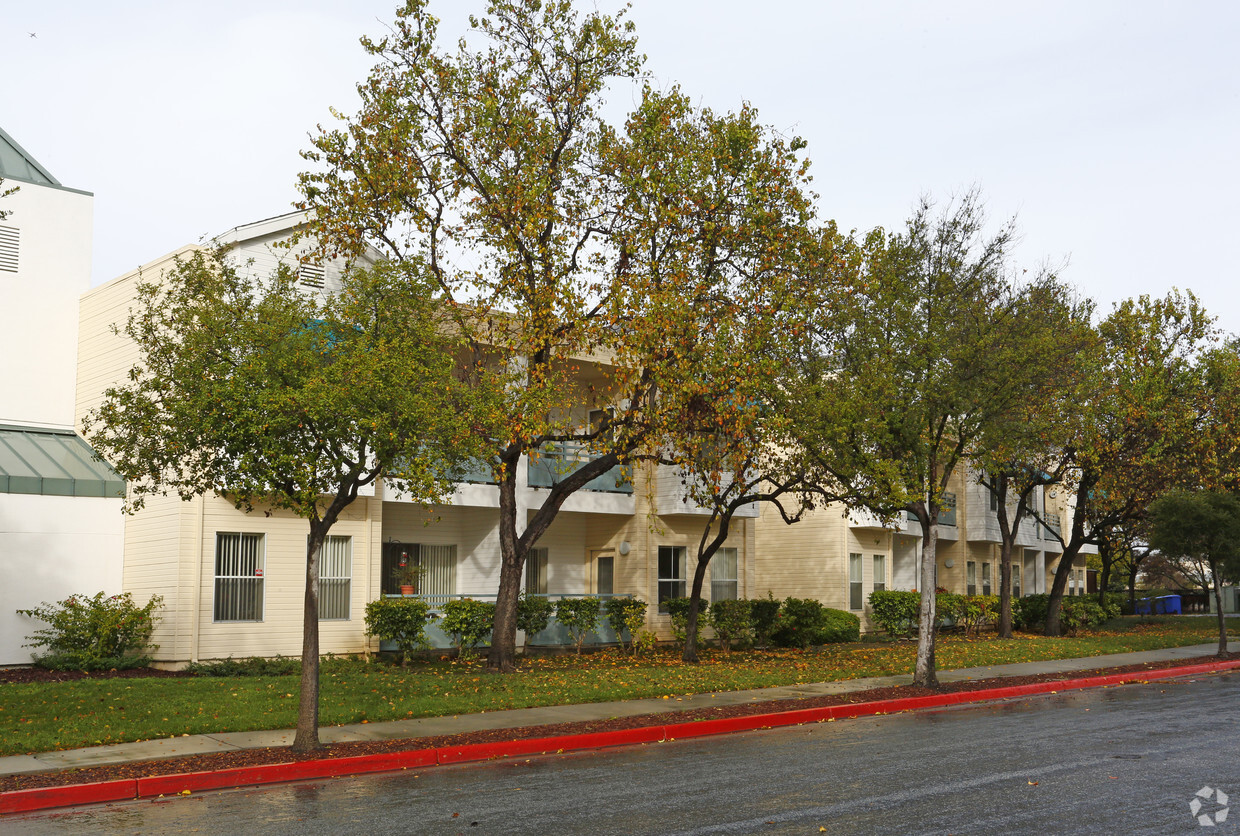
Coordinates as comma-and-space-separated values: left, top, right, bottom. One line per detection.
934, 592, 964, 630
772, 597, 860, 648
708, 599, 753, 653
1060, 598, 1120, 635
364, 597, 433, 665
516, 595, 554, 637
555, 597, 602, 654
1018, 593, 1050, 632
185, 655, 301, 677
750, 594, 782, 648
665, 597, 708, 649
954, 595, 999, 635
604, 597, 647, 654
868, 590, 919, 637
17, 592, 162, 671
440, 598, 495, 659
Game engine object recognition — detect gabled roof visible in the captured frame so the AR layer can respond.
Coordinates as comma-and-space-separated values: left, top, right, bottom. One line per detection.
0, 424, 125, 498
0, 125, 60, 187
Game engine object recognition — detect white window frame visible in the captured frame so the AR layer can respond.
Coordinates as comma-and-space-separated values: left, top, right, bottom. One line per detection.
849, 552, 863, 610
526, 547, 549, 595
319, 535, 352, 620
658, 546, 687, 613
872, 554, 886, 593
214, 532, 265, 622
710, 548, 739, 602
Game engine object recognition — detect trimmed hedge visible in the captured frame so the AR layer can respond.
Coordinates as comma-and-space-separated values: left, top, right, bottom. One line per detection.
771, 597, 860, 648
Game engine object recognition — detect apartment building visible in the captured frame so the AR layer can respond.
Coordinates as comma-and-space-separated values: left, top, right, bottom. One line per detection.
75, 211, 755, 664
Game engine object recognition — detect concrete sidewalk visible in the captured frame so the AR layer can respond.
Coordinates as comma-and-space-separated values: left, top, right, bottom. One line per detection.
2, 642, 1234, 779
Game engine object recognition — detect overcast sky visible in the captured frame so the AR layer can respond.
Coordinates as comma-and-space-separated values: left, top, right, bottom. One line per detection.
4, 1, 1238, 332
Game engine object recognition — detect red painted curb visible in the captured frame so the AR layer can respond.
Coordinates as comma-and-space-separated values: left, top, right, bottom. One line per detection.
436, 725, 665, 765
7, 657, 1240, 816
0, 779, 136, 815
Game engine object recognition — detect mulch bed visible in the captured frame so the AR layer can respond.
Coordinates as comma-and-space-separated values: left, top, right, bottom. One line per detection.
0, 655, 1224, 794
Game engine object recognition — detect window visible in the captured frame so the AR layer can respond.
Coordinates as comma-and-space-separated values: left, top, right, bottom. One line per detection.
873, 554, 886, 593
526, 547, 549, 595
966, 561, 977, 597
319, 536, 352, 620
849, 553, 863, 610
588, 407, 614, 442
214, 533, 264, 622
981, 562, 992, 596
989, 477, 998, 512
0, 225, 17, 273
711, 548, 738, 601
1012, 566, 1022, 599
381, 543, 457, 601
658, 546, 686, 612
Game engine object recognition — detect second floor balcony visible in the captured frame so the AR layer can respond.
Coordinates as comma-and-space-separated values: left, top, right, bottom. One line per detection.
528, 442, 633, 495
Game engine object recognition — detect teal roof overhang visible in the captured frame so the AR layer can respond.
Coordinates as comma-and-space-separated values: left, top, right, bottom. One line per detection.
0, 424, 126, 498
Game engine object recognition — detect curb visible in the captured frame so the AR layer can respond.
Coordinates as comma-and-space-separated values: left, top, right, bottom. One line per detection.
5, 658, 1240, 815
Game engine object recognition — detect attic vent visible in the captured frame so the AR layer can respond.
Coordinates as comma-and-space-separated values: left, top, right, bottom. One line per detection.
299, 263, 325, 288
0, 226, 17, 273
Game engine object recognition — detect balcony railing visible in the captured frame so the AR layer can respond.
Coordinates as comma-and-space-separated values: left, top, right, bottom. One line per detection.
527, 442, 633, 494
1042, 512, 1062, 538
452, 457, 498, 485
905, 492, 956, 527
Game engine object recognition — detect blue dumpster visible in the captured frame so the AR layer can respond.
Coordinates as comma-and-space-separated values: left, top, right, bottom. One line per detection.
1136, 595, 1182, 615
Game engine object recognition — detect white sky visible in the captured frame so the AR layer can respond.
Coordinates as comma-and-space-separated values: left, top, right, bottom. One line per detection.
4, 1, 1238, 332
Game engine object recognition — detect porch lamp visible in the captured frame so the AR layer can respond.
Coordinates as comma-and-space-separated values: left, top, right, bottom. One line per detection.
618, 540, 631, 555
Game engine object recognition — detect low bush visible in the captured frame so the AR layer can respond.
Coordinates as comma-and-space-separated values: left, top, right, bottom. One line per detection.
665, 597, 708, 649
516, 595, 554, 637
364, 597, 434, 665
1017, 593, 1050, 632
750, 594, 782, 648
17, 591, 162, 671
555, 597, 602, 654
440, 598, 495, 659
868, 590, 919, 637
1060, 597, 1121, 636
772, 597, 860, 648
185, 655, 301, 677
953, 595, 999, 636
708, 599, 754, 653
604, 597, 648, 655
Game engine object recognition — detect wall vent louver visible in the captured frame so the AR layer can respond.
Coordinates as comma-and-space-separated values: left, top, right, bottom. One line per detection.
0, 225, 18, 273
299, 263, 325, 288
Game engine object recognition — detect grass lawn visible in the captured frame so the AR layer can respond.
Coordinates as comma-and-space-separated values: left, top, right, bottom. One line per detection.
0, 615, 1229, 758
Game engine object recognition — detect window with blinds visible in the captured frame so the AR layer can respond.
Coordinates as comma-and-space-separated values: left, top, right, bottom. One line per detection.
525, 547, 548, 595
214, 533, 264, 622
711, 548, 738, 601
319, 535, 352, 620
872, 554, 886, 593
849, 553, 863, 610
417, 544, 457, 605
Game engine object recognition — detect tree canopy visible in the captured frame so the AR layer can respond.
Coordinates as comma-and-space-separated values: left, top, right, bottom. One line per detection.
85, 250, 482, 749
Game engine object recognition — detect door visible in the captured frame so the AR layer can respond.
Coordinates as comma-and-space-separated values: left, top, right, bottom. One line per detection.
591, 549, 615, 596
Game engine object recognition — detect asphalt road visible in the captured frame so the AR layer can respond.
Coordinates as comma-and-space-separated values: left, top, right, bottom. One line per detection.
8, 671, 1240, 835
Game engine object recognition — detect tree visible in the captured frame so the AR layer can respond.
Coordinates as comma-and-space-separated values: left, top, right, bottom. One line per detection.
793, 191, 1066, 687
1148, 489, 1240, 655
1094, 521, 1152, 610
299, 1, 837, 671
974, 280, 1096, 637
1037, 291, 1213, 636
83, 250, 480, 751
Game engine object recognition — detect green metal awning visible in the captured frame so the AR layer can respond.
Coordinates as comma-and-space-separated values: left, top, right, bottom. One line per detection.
0, 424, 125, 498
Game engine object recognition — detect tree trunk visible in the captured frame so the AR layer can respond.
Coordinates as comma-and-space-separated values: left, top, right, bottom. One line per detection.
1210, 558, 1229, 657
487, 467, 524, 673
913, 511, 939, 688
292, 528, 324, 753
1043, 546, 1079, 636
998, 540, 1013, 639
682, 556, 712, 664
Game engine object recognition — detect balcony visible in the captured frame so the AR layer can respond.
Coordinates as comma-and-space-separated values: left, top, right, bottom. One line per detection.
906, 492, 956, 527
527, 442, 633, 494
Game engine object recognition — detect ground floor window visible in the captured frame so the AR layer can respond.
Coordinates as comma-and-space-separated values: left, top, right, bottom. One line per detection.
214, 532, 264, 622
382, 543, 457, 601
982, 562, 992, 596
872, 554, 886, 593
526, 547, 549, 595
1012, 564, 1022, 599
658, 546, 687, 612
966, 561, 977, 597
711, 548, 738, 601
319, 535, 352, 620
849, 553, 863, 610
